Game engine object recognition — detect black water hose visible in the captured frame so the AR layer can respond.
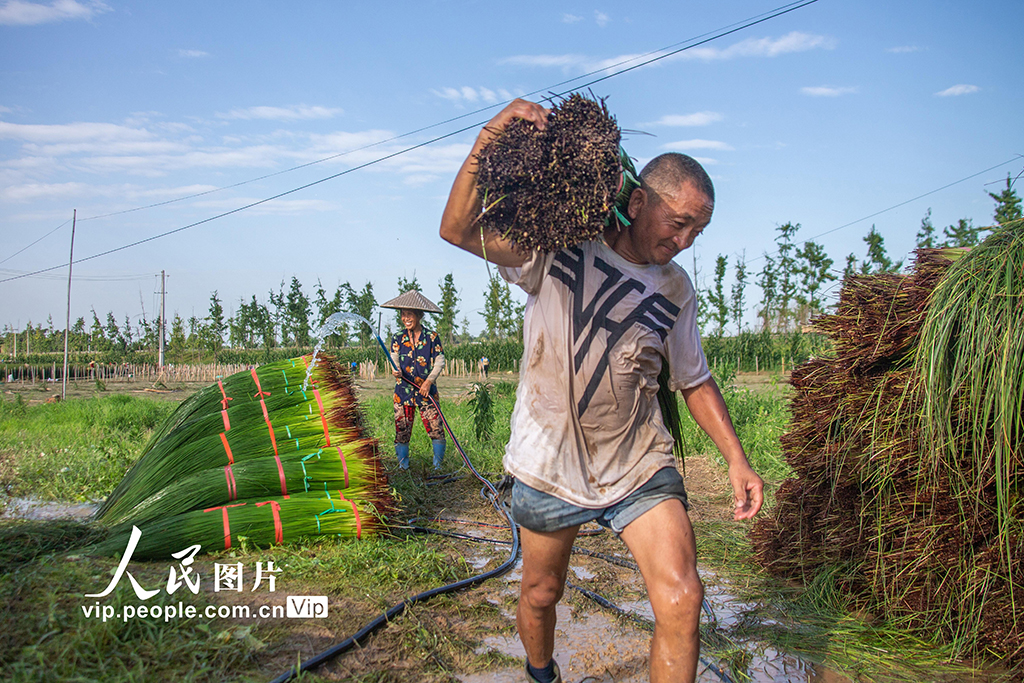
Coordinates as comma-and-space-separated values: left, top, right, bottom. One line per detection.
269, 346, 516, 683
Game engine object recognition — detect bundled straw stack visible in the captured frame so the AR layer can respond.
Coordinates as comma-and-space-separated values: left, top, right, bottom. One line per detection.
90, 354, 393, 559
475, 93, 639, 252
752, 226, 1024, 666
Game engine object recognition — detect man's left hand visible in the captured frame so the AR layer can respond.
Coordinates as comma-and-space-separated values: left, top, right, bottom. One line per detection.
729, 463, 764, 520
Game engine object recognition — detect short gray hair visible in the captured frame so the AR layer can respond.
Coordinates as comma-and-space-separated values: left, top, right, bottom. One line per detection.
639, 153, 714, 205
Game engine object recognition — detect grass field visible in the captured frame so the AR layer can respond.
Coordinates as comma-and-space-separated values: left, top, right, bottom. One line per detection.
0, 372, 1007, 682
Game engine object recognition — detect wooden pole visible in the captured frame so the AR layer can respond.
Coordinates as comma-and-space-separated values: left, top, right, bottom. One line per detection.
158, 270, 166, 369
62, 210, 76, 401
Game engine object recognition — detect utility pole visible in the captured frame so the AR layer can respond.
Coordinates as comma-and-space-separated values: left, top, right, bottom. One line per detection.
62, 210, 76, 401
158, 270, 166, 368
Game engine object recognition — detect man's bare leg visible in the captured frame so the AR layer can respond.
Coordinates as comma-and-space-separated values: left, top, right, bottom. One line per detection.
619, 499, 702, 683
517, 524, 580, 669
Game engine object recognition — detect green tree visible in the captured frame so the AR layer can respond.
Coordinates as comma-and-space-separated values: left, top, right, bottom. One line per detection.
168, 314, 186, 362
915, 208, 936, 249
347, 282, 377, 347
268, 282, 286, 346
794, 240, 836, 324
774, 222, 800, 332
483, 274, 521, 340
206, 291, 226, 359
988, 175, 1022, 229
436, 273, 460, 347
757, 254, 777, 333
730, 252, 747, 334
707, 254, 729, 336
105, 312, 120, 346
90, 309, 106, 351
842, 253, 858, 280
941, 218, 984, 248
860, 225, 901, 274
284, 276, 311, 347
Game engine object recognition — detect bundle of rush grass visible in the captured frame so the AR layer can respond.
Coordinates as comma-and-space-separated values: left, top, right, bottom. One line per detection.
90, 354, 393, 559
475, 93, 634, 252
752, 228, 1024, 668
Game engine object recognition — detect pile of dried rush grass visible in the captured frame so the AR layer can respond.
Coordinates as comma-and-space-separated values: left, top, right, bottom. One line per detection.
752, 225, 1024, 667
88, 355, 393, 559
475, 93, 638, 252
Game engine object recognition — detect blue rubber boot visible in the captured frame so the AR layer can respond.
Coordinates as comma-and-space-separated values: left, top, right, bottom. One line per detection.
431, 439, 446, 470
395, 443, 410, 470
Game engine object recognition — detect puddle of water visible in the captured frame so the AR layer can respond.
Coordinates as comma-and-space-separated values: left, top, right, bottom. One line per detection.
570, 565, 596, 581
1, 496, 97, 521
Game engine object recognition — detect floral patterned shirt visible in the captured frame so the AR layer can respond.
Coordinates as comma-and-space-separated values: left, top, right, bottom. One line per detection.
391, 327, 444, 406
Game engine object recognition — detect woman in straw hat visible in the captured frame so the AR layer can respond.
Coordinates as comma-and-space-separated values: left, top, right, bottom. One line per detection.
382, 290, 446, 470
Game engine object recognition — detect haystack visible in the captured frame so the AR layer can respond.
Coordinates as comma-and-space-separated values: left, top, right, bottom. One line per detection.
752, 226, 1024, 666
89, 354, 393, 560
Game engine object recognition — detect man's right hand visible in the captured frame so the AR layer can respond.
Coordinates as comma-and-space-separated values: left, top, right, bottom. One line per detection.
439, 99, 550, 267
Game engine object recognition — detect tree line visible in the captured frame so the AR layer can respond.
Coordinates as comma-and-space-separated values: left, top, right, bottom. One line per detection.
3, 178, 1019, 365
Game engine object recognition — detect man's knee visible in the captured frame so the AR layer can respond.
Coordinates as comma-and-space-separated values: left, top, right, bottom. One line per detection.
651, 572, 704, 625
521, 572, 566, 611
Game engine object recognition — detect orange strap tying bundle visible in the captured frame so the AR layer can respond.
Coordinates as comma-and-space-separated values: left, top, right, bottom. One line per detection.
203, 502, 247, 550
338, 491, 362, 540
313, 389, 331, 447
218, 379, 233, 431
220, 432, 234, 464
256, 500, 284, 544
224, 464, 238, 501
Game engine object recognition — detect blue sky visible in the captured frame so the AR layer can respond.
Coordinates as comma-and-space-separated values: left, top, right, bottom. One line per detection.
1, 0, 1022, 337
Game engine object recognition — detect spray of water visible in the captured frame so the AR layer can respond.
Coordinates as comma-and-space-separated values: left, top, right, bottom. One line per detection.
302, 311, 395, 391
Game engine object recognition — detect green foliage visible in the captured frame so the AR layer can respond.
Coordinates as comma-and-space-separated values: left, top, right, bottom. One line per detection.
915, 208, 936, 249
707, 254, 729, 336
794, 239, 835, 324
988, 174, 1022, 228
284, 276, 311, 347
0, 395, 175, 503
468, 383, 495, 442
436, 273, 459, 347
481, 274, 523, 341
730, 252, 748, 334
860, 224, 902, 273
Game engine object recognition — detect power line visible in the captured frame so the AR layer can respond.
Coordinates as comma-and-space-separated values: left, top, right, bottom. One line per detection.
71, 1, 820, 226
0, 218, 71, 265
0, 0, 822, 283
743, 157, 1024, 267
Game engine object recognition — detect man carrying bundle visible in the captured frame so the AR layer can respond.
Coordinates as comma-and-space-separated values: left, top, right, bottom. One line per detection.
440, 99, 763, 683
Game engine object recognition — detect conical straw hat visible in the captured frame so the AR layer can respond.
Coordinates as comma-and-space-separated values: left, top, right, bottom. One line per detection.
380, 290, 441, 313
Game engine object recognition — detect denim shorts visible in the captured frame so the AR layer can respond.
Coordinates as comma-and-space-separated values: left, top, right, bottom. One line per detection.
511, 466, 689, 534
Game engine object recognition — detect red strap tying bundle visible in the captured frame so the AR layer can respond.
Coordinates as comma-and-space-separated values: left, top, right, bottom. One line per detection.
203, 502, 247, 550
221, 410, 231, 432
256, 500, 284, 544
336, 446, 349, 488
338, 491, 362, 540
224, 464, 238, 501
218, 379, 233, 412
220, 432, 234, 464
313, 389, 331, 447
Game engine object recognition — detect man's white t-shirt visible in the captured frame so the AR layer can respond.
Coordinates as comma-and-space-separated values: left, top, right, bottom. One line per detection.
499, 240, 711, 508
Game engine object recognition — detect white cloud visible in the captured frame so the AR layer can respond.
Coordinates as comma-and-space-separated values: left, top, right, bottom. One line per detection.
595, 11, 609, 27
641, 112, 723, 127
0, 105, 12, 114
561, 13, 581, 23
936, 84, 979, 97
0, 0, 110, 26
432, 86, 513, 106
177, 49, 209, 59
887, 45, 921, 54
216, 105, 343, 121
502, 32, 834, 75
662, 139, 734, 152
681, 31, 835, 61
0, 120, 155, 144
801, 85, 858, 97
